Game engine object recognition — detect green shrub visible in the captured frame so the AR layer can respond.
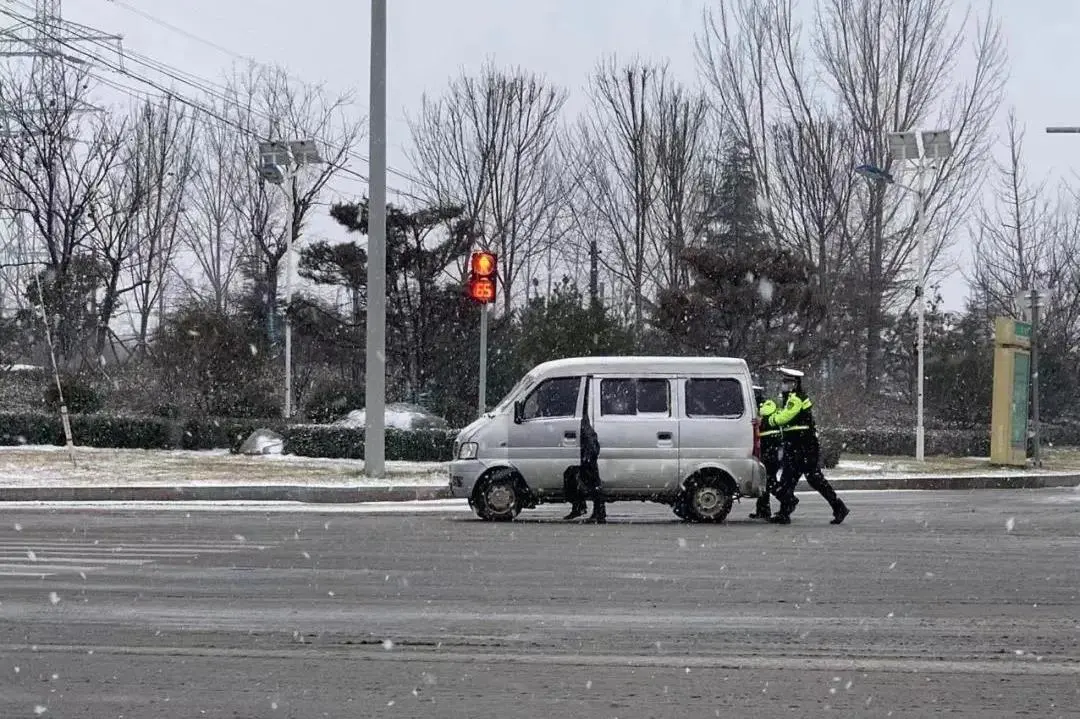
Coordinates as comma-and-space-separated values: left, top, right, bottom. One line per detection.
0, 412, 64, 445
179, 417, 289, 452
70, 414, 177, 449
304, 383, 366, 424
283, 425, 455, 461
44, 376, 104, 414
0, 411, 176, 449
820, 427, 991, 458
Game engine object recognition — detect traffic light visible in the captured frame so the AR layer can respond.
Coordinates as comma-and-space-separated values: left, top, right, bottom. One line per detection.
467, 251, 497, 304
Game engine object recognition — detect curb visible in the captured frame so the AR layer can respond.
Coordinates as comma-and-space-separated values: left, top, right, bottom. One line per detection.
0, 474, 1076, 503
826, 473, 1080, 491
0, 485, 453, 503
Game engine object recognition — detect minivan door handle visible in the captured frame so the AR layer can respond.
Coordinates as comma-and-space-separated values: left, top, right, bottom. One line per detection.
564, 430, 577, 440
657, 431, 673, 441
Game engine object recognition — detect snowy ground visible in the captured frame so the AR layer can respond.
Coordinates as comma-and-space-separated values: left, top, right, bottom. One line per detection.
0, 444, 1076, 489
0, 446, 446, 488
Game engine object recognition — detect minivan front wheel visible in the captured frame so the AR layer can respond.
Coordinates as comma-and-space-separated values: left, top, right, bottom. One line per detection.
682, 475, 735, 523
474, 470, 524, 521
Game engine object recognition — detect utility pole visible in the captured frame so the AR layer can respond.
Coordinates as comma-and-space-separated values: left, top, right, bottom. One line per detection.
0, 1, 122, 462
0, 1, 122, 70
364, 0, 387, 478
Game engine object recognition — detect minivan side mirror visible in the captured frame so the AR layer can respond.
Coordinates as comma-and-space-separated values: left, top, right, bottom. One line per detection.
513, 401, 524, 424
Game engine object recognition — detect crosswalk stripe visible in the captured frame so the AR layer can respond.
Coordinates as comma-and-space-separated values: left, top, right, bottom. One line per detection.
0, 556, 151, 565
0, 563, 100, 572
0, 539, 278, 578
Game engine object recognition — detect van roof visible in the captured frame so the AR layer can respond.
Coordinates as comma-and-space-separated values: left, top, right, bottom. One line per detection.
531, 356, 750, 376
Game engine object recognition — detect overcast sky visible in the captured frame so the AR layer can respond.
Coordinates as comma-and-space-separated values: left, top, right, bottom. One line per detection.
40, 0, 1080, 310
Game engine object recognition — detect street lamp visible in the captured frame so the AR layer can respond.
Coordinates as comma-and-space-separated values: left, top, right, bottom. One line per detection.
855, 128, 953, 462
257, 138, 324, 420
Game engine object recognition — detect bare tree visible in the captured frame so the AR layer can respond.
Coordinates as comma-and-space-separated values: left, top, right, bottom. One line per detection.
697, 0, 1007, 386
650, 81, 713, 293
969, 110, 1050, 314
111, 96, 196, 355
575, 57, 664, 339
0, 60, 126, 366
238, 65, 363, 329
180, 98, 246, 312
408, 62, 567, 315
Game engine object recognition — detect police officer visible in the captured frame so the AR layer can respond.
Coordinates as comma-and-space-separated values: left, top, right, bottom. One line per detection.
767, 368, 849, 525
749, 385, 783, 520
564, 376, 606, 523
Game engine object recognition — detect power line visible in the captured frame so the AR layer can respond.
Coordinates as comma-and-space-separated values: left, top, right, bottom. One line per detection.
0, 4, 431, 206
6, 0, 428, 192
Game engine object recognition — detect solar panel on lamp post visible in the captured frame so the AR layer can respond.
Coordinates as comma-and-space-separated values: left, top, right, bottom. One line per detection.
258, 139, 324, 420
855, 128, 952, 462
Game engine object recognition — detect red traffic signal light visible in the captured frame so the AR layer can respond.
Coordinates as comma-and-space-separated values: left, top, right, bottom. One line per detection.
467, 251, 497, 304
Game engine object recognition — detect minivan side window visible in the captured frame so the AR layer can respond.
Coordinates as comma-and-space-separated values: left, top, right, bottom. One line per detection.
600, 378, 671, 416
521, 376, 582, 420
685, 378, 744, 418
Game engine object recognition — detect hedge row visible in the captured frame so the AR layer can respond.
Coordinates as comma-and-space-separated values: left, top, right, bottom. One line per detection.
0, 412, 288, 454
282, 425, 454, 462
1, 411, 1075, 466
0, 412, 454, 462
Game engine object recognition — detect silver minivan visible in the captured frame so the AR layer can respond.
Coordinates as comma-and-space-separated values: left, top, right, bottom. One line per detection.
448, 356, 767, 522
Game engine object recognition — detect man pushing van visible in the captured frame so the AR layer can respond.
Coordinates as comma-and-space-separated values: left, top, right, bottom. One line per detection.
564, 376, 606, 523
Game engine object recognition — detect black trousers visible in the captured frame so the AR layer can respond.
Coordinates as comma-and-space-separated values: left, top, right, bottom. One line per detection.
774, 436, 844, 517
755, 440, 782, 514
564, 464, 605, 510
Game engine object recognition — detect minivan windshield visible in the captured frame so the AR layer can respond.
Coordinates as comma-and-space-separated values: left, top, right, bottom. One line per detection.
493, 370, 540, 413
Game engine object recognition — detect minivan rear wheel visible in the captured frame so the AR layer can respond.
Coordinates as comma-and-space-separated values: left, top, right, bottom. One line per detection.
474, 470, 523, 521
682, 475, 735, 523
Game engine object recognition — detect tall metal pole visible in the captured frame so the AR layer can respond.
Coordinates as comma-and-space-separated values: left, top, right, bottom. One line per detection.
477, 303, 488, 416
283, 182, 294, 419
364, 0, 387, 477
914, 164, 928, 462
1030, 289, 1042, 468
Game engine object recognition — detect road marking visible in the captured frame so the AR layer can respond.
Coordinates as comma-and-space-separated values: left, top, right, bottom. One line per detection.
0, 539, 277, 578
0, 643, 1075, 676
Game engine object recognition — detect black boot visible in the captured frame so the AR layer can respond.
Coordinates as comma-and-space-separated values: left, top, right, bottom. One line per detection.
563, 502, 588, 521
585, 503, 607, 524
749, 497, 772, 520
769, 496, 798, 524
830, 503, 849, 525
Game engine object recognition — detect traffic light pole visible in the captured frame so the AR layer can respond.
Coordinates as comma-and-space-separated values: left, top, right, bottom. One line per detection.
478, 303, 488, 416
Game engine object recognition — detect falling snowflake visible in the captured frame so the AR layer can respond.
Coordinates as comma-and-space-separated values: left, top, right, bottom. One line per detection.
1006, 517, 1015, 532
234, 534, 246, 542
14, 523, 21, 531
34, 706, 47, 715
382, 639, 394, 650
26, 550, 36, 561
758, 277, 775, 303
48, 592, 60, 605
677, 538, 688, 549
249, 344, 259, 356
